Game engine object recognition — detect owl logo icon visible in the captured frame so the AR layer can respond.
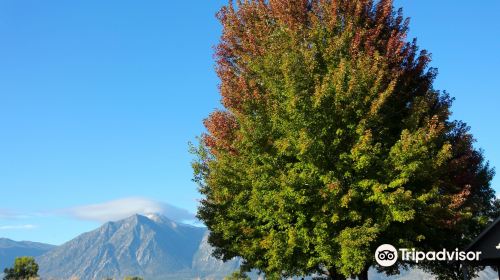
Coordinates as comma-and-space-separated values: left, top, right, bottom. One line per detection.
375, 244, 398, 267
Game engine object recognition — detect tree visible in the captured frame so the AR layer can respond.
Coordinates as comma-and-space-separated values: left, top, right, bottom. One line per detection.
3, 256, 39, 280
192, 0, 497, 279
224, 270, 251, 280
123, 277, 143, 280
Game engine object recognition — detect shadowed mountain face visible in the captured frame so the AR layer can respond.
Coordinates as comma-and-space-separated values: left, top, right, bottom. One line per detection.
37, 214, 240, 280
0, 238, 55, 272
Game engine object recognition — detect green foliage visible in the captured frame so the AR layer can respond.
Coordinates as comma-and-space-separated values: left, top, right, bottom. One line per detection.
123, 277, 143, 280
3, 256, 39, 280
224, 270, 251, 280
193, 0, 497, 279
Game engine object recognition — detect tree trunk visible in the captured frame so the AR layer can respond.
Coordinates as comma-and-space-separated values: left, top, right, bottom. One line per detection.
327, 268, 346, 280
358, 267, 369, 280
461, 263, 469, 280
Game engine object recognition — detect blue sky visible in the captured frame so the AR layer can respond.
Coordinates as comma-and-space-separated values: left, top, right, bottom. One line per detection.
0, 0, 498, 245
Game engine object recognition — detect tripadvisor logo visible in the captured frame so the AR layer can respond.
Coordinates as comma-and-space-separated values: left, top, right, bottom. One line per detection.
375, 244, 398, 267
374, 244, 482, 267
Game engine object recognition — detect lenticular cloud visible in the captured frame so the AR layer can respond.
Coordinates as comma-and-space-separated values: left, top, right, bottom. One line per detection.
67, 197, 196, 223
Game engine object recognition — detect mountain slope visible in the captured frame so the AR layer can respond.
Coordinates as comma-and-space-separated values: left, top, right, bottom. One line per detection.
192, 231, 241, 279
0, 238, 55, 272
37, 214, 239, 280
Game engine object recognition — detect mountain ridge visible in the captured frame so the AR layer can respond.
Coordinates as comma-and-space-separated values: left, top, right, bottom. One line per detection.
37, 213, 239, 280
0, 238, 55, 275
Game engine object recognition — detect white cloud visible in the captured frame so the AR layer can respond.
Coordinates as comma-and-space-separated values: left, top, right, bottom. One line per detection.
0, 224, 37, 230
65, 197, 196, 223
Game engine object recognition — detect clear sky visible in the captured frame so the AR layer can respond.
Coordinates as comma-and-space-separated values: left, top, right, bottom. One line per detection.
0, 0, 498, 245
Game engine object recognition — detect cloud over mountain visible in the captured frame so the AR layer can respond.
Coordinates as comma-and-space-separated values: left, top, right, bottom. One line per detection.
65, 197, 196, 223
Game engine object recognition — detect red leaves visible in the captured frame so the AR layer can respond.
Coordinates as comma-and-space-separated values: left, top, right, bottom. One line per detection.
214, 0, 431, 114
375, 0, 393, 24
449, 184, 472, 210
269, 0, 309, 29
215, 1, 273, 112
203, 111, 239, 156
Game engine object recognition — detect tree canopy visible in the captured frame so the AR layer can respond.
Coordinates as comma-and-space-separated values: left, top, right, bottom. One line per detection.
123, 277, 143, 280
224, 270, 251, 280
192, 0, 497, 279
3, 256, 39, 280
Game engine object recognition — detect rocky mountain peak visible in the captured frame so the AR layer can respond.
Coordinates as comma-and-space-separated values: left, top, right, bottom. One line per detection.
36, 213, 239, 280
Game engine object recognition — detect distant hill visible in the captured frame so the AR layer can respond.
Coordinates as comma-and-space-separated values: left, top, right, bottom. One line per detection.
0, 238, 55, 272
37, 214, 240, 280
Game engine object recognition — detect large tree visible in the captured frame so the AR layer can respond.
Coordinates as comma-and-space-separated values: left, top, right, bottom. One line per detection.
192, 1, 497, 279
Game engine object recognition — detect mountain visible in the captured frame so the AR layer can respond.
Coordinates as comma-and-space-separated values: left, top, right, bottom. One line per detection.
191, 232, 241, 277
37, 214, 240, 280
0, 238, 55, 272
